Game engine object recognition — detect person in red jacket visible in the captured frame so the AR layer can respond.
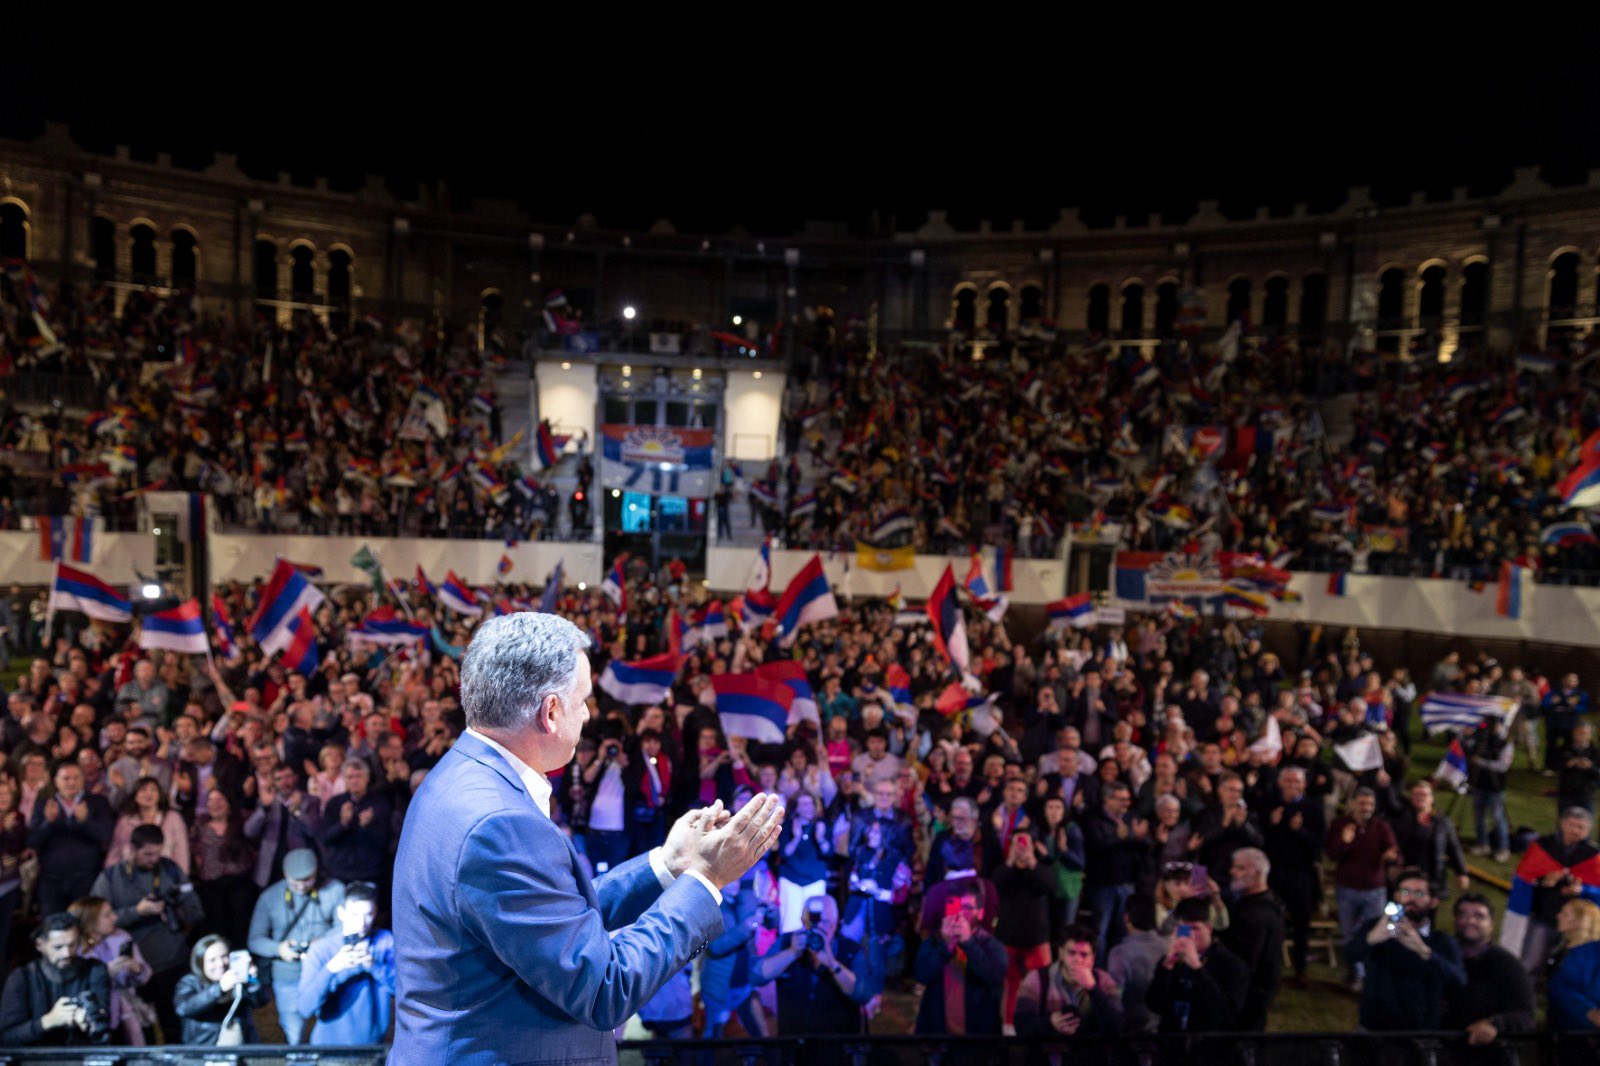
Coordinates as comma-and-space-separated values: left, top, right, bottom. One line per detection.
1325, 787, 1398, 992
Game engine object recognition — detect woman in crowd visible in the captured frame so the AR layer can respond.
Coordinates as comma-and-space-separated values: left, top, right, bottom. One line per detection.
69, 896, 154, 1045
1548, 898, 1600, 1032
190, 788, 258, 947
306, 743, 348, 806
1035, 794, 1085, 936
993, 830, 1054, 1029
109, 776, 190, 873
775, 790, 831, 931
173, 935, 270, 1045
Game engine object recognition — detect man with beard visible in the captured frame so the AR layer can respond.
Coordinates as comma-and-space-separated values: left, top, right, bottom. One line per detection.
1345, 868, 1465, 1030
0, 913, 111, 1045
1440, 893, 1535, 1056
1221, 848, 1285, 1030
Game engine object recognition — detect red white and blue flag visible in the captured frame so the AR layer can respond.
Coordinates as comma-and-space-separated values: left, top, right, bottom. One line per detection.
747, 539, 772, 593
281, 608, 319, 677
438, 572, 482, 616
415, 565, 436, 599
698, 600, 729, 641
248, 559, 327, 656
1046, 592, 1095, 628
211, 593, 240, 662
1327, 572, 1348, 597
1557, 429, 1600, 510
598, 653, 682, 705
1541, 522, 1599, 549
993, 543, 1014, 592
710, 672, 795, 744
535, 419, 561, 470
602, 556, 628, 610
1497, 562, 1530, 619
138, 598, 208, 655
755, 660, 818, 725
925, 564, 970, 671
48, 563, 131, 622
774, 554, 838, 642
350, 606, 431, 645
37, 515, 93, 563
737, 587, 776, 632
1500, 840, 1600, 957
1433, 737, 1470, 793
497, 553, 514, 578
963, 553, 991, 599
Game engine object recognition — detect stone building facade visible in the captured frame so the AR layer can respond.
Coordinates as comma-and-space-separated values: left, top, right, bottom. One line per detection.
5, 122, 1600, 355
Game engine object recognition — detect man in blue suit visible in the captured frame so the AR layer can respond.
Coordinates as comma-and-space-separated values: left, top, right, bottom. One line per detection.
391, 612, 783, 1065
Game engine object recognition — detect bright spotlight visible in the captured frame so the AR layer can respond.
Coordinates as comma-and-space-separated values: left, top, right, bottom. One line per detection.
141, 584, 161, 600
623, 306, 637, 320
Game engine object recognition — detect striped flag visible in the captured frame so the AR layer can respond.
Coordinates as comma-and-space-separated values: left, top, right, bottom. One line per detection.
710, 672, 794, 744
282, 608, 320, 677
535, 419, 560, 469
598, 654, 682, 705
1557, 429, 1600, 509
774, 554, 838, 642
1500, 840, 1600, 958
36, 516, 93, 563
993, 543, 1014, 592
1433, 738, 1470, 793
1046, 592, 1095, 628
755, 660, 818, 725
602, 556, 628, 610
248, 559, 326, 656
349, 606, 431, 645
438, 572, 482, 616
139, 599, 209, 655
1327, 572, 1347, 597
211, 594, 241, 662
925, 565, 969, 670
49, 564, 132, 622
1541, 522, 1600, 549
1419, 692, 1518, 734
1497, 562, 1530, 619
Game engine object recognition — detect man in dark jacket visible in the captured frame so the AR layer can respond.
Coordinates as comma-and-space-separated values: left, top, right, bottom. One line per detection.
1221, 848, 1285, 1030
0, 912, 111, 1045
1557, 721, 1600, 814
913, 884, 1007, 1037
1542, 673, 1592, 774
1391, 779, 1470, 900
318, 759, 393, 887
1014, 924, 1123, 1056
27, 763, 114, 916
1145, 897, 1248, 1033
1441, 893, 1536, 1055
1191, 773, 1264, 876
1262, 766, 1324, 986
1082, 781, 1148, 957
1345, 867, 1466, 1030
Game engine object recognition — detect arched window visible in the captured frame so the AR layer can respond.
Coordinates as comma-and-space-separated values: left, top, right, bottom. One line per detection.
1459, 261, 1488, 326
951, 287, 977, 333
170, 229, 198, 290
254, 240, 278, 300
1299, 273, 1328, 334
1225, 278, 1251, 325
1418, 263, 1447, 324
0, 202, 28, 260
1550, 252, 1581, 318
90, 217, 116, 281
1262, 276, 1289, 331
328, 248, 353, 306
1377, 267, 1406, 328
290, 245, 316, 300
1120, 282, 1144, 337
1154, 281, 1179, 335
1086, 284, 1110, 335
129, 223, 158, 284
985, 287, 1010, 332
480, 289, 504, 349
1019, 284, 1044, 321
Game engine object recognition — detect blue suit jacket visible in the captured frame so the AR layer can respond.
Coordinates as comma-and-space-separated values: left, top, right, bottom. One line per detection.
390, 732, 723, 1065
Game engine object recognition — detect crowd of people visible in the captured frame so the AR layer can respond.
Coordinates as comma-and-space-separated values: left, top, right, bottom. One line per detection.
0, 279, 578, 544
0, 545, 1595, 1049
755, 323, 1600, 583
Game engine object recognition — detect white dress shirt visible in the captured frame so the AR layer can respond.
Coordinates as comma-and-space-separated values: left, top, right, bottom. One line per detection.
464, 729, 719, 902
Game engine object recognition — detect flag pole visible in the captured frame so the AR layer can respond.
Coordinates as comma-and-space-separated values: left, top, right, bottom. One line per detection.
44, 557, 59, 650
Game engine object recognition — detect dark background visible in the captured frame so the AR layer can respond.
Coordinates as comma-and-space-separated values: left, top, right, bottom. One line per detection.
5, 19, 1600, 236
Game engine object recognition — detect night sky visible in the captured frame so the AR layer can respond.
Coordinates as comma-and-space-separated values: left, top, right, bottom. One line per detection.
6, 23, 1600, 237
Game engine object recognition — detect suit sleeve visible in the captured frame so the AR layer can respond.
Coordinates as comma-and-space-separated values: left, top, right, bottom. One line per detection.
456, 808, 724, 1031
591, 851, 668, 931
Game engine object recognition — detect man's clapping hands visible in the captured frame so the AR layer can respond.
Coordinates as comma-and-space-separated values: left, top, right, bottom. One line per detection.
660, 793, 785, 888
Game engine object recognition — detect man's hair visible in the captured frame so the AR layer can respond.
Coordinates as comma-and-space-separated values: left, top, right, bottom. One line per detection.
1561, 806, 1594, 823
35, 912, 77, 939
866, 727, 888, 743
1454, 891, 1494, 918
1392, 866, 1431, 893
638, 728, 662, 744
1234, 847, 1271, 881
1353, 786, 1376, 800
1058, 923, 1097, 953
344, 881, 378, 908
1102, 780, 1132, 800
950, 797, 979, 819
127, 726, 151, 739
1172, 897, 1211, 925
129, 824, 165, 850
1125, 894, 1158, 932
459, 613, 592, 731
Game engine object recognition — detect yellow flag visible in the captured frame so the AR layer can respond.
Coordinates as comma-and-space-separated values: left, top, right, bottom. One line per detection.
855, 541, 915, 571
488, 428, 526, 464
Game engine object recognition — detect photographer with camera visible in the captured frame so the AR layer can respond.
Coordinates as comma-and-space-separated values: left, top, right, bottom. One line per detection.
296, 881, 395, 1045
1345, 867, 1465, 1030
0, 912, 111, 1045
247, 848, 345, 1044
754, 893, 881, 1035
89, 823, 203, 1042
582, 731, 631, 874
173, 935, 270, 1045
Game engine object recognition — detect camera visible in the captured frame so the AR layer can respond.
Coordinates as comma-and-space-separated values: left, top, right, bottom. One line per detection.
287, 939, 311, 958
70, 992, 110, 1043
1383, 900, 1404, 932
145, 888, 184, 933
754, 903, 779, 931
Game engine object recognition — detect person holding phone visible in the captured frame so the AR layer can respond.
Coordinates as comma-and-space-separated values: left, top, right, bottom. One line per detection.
296, 880, 395, 1045
1145, 898, 1248, 1035
69, 897, 153, 1044
173, 935, 268, 1045
995, 831, 1054, 1029
1014, 924, 1124, 1053
1345, 867, 1464, 1030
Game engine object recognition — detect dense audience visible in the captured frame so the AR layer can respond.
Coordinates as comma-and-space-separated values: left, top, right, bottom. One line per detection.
0, 553, 1594, 1048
